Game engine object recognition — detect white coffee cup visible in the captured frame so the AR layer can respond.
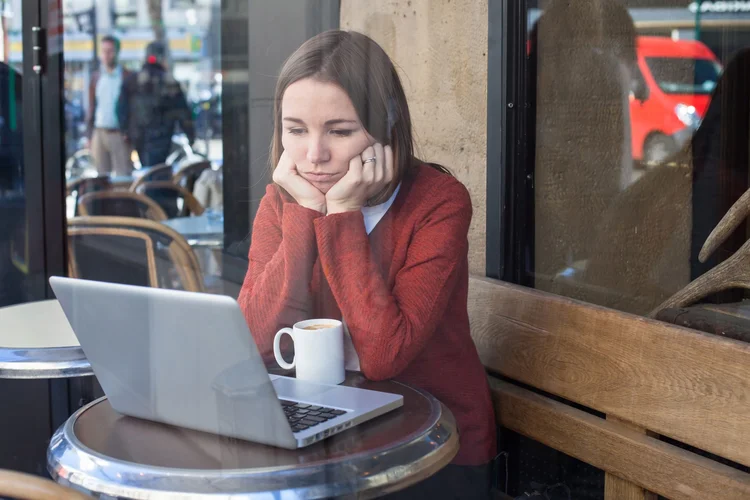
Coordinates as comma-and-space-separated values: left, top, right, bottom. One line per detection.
273, 319, 345, 385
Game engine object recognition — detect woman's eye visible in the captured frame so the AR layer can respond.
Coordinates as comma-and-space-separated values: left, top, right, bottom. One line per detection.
287, 128, 306, 136
330, 129, 353, 137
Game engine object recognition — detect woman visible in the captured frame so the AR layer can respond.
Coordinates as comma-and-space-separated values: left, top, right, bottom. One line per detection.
239, 30, 496, 498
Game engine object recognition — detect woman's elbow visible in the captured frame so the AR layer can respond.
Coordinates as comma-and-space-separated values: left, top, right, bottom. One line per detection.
359, 356, 405, 382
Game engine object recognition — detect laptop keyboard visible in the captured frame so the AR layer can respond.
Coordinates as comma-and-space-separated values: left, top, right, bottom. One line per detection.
279, 400, 348, 433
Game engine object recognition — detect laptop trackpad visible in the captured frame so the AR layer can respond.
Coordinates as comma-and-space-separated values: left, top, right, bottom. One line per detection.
271, 375, 339, 402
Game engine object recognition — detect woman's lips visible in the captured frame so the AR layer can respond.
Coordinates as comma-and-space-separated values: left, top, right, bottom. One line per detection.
303, 172, 338, 182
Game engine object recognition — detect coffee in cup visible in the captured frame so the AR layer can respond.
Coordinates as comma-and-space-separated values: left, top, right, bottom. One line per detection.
301, 323, 336, 331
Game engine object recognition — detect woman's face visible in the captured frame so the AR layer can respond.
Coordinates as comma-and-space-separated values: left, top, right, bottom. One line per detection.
281, 78, 373, 193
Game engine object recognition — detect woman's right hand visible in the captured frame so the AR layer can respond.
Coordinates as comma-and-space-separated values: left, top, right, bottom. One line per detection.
272, 150, 327, 213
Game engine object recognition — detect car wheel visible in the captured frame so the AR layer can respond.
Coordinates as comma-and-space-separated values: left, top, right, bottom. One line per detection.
643, 133, 675, 167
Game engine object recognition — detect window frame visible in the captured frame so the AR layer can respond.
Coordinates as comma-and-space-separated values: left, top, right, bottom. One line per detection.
486, 0, 534, 285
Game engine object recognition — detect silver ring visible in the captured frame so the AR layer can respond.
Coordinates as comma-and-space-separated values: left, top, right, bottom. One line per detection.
363, 156, 377, 164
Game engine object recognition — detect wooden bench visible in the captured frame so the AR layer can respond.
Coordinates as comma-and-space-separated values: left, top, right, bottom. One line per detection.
468, 277, 750, 500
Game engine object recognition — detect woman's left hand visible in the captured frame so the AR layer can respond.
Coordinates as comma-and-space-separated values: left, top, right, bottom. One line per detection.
326, 143, 394, 214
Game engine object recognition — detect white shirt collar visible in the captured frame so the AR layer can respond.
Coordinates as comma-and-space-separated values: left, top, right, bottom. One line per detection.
361, 183, 401, 235
103, 65, 122, 78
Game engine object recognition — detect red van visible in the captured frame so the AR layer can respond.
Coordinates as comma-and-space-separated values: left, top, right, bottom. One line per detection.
631, 36, 722, 164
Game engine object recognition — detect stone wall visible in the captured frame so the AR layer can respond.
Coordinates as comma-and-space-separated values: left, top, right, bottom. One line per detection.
341, 0, 489, 274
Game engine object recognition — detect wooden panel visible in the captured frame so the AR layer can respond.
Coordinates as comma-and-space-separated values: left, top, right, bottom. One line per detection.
604, 417, 657, 500
605, 473, 655, 500
469, 277, 750, 467
492, 379, 750, 500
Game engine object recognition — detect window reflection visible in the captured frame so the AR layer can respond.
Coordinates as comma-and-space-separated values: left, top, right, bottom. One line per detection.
60, 0, 226, 294
527, 0, 750, 316
645, 55, 721, 95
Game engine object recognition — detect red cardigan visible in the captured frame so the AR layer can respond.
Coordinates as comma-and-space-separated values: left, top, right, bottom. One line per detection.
239, 164, 496, 466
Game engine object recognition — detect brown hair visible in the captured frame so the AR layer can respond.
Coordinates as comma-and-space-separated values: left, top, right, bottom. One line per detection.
101, 35, 121, 53
271, 30, 448, 203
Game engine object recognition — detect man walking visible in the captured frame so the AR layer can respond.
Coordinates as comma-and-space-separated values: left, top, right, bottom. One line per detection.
86, 35, 133, 176
118, 41, 195, 167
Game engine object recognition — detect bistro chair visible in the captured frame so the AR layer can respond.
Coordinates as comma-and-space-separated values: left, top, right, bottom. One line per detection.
173, 159, 211, 194
135, 181, 205, 219
76, 191, 168, 221
67, 216, 204, 292
66, 176, 112, 217
0, 468, 92, 499
129, 163, 173, 192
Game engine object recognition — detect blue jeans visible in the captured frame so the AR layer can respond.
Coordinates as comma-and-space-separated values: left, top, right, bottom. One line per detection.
137, 146, 170, 168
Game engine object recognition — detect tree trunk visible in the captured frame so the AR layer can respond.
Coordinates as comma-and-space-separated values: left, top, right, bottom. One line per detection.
146, 0, 165, 42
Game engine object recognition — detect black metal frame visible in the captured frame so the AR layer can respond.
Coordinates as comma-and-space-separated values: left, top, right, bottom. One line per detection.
487, 0, 533, 285
40, 3, 68, 300
220, 1, 251, 272
16, 0, 68, 301
20, 0, 46, 300
485, 0, 504, 280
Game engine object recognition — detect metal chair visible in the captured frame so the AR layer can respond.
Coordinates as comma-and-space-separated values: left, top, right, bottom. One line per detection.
65, 176, 112, 216
173, 159, 212, 194
135, 181, 205, 218
129, 163, 173, 192
67, 216, 205, 292
76, 190, 168, 221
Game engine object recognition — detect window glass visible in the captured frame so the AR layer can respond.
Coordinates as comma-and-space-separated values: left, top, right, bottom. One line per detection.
526, 0, 750, 315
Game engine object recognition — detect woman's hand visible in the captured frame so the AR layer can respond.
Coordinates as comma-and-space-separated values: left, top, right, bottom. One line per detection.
326, 143, 394, 214
272, 150, 327, 213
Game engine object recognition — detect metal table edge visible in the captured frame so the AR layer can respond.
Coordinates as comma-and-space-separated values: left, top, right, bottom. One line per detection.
0, 346, 92, 379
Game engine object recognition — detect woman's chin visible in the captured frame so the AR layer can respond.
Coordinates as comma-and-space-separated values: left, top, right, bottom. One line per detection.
311, 182, 332, 194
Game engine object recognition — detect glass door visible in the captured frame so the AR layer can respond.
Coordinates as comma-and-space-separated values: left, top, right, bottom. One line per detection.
0, 0, 68, 476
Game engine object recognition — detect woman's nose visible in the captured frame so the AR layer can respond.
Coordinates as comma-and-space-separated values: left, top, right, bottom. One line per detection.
306, 136, 330, 164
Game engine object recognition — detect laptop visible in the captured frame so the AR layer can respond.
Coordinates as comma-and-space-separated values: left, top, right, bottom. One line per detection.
49, 277, 403, 449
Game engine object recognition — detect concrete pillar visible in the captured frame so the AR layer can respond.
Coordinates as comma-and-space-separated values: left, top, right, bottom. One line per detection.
341, 0, 489, 274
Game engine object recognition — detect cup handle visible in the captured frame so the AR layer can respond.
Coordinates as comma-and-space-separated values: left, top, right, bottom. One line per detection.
273, 328, 295, 370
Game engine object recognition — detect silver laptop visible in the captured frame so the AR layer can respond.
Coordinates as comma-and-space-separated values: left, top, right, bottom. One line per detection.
49, 277, 403, 449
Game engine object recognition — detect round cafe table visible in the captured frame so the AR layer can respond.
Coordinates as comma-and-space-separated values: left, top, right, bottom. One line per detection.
162, 213, 224, 279
162, 213, 224, 248
0, 300, 92, 379
48, 373, 459, 499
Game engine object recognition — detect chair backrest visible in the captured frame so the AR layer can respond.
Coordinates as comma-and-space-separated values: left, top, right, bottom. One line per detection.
135, 181, 205, 218
0, 468, 92, 499
77, 191, 168, 221
65, 176, 112, 216
67, 216, 204, 292
468, 276, 750, 500
129, 163, 173, 192
173, 159, 211, 193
